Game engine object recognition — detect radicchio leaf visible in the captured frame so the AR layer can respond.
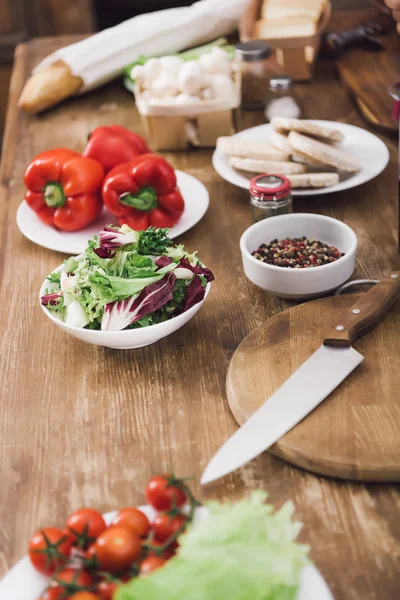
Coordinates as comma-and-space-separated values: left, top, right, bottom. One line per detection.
99, 226, 137, 251
101, 272, 176, 331
93, 246, 114, 259
178, 258, 215, 282
175, 275, 206, 315
41, 291, 63, 306
155, 256, 173, 269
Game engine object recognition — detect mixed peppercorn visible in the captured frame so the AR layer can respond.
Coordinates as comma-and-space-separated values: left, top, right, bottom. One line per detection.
252, 237, 345, 268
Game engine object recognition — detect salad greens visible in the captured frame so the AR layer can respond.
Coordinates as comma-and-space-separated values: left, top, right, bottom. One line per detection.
116, 492, 309, 600
124, 37, 235, 85
41, 225, 214, 331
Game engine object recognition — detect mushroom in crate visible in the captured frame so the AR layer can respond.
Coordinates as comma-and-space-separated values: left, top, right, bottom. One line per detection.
129, 42, 241, 150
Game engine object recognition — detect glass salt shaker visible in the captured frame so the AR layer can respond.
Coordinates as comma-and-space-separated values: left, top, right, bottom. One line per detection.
235, 40, 273, 110
249, 174, 293, 223
264, 75, 301, 122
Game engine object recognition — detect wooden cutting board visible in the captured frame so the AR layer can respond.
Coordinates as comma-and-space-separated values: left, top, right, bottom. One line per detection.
226, 293, 400, 482
337, 46, 400, 134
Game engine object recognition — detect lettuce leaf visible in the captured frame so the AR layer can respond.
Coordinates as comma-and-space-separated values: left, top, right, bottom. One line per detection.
116, 492, 308, 600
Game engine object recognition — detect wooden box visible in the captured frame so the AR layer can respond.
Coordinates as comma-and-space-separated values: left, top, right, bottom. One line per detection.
240, 0, 331, 81
134, 69, 241, 151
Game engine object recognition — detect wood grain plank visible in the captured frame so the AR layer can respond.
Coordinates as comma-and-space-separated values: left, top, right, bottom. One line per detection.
0, 18, 399, 600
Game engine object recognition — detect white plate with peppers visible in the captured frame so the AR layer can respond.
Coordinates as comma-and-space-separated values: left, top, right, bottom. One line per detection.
17, 170, 209, 255
0, 475, 333, 600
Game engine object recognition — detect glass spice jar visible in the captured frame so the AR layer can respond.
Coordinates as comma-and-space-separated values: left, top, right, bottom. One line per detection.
249, 174, 293, 223
235, 40, 273, 110
264, 75, 301, 122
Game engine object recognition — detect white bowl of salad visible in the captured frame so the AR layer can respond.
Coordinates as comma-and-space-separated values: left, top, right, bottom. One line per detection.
40, 225, 214, 349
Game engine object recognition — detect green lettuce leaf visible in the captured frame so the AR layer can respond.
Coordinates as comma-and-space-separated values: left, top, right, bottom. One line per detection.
116, 492, 309, 600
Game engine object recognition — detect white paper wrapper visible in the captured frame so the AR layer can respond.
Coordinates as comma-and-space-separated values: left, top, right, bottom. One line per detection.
33, 0, 250, 93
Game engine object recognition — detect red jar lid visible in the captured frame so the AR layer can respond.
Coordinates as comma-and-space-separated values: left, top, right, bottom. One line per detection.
250, 174, 291, 200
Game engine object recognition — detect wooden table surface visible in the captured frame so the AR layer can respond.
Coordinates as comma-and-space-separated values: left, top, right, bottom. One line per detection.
1, 13, 400, 600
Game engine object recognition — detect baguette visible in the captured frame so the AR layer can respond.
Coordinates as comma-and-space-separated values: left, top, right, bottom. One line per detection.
288, 131, 360, 172
254, 19, 317, 39
18, 60, 83, 114
217, 136, 289, 161
229, 155, 306, 174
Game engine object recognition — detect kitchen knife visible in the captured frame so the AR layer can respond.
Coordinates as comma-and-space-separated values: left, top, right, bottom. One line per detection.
201, 272, 400, 485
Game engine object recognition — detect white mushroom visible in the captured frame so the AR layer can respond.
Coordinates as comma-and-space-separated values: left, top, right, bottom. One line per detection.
176, 93, 201, 105
142, 57, 161, 86
151, 73, 179, 98
159, 55, 183, 75
207, 73, 235, 100
201, 87, 214, 101
130, 64, 146, 82
178, 61, 206, 96
199, 48, 231, 75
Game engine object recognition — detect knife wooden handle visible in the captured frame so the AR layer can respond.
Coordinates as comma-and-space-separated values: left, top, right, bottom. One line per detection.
324, 271, 400, 347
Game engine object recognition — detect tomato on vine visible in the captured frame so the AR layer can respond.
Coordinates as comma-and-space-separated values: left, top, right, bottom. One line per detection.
66, 508, 107, 549
47, 568, 93, 599
146, 475, 187, 511
28, 528, 72, 575
152, 513, 187, 543
94, 527, 142, 574
111, 507, 150, 538
140, 556, 167, 574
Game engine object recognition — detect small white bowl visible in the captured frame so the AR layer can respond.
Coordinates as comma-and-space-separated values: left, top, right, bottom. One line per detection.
240, 213, 357, 299
40, 273, 211, 349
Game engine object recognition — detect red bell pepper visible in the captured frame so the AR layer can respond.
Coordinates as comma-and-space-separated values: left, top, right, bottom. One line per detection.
24, 148, 105, 231
102, 153, 185, 230
83, 125, 149, 173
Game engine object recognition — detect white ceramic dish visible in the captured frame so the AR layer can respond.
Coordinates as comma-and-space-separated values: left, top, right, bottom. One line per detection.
40, 271, 211, 349
17, 170, 209, 255
240, 213, 357, 299
0, 506, 333, 600
212, 120, 389, 196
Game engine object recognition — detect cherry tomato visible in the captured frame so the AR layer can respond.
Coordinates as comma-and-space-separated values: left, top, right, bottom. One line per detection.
152, 513, 187, 543
146, 540, 176, 559
97, 579, 118, 600
70, 594, 100, 600
95, 527, 142, 574
140, 556, 167, 574
111, 508, 150, 538
146, 475, 186, 511
28, 528, 72, 575
66, 508, 107, 548
48, 568, 93, 599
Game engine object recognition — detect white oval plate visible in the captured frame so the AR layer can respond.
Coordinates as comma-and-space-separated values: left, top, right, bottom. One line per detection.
17, 170, 209, 255
0, 505, 333, 600
212, 120, 389, 196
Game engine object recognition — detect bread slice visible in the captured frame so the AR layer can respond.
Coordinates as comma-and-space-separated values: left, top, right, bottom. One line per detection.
217, 136, 289, 161
271, 118, 344, 143
255, 19, 316, 39
268, 130, 293, 155
287, 173, 340, 188
230, 155, 306, 174
291, 149, 327, 168
288, 131, 360, 172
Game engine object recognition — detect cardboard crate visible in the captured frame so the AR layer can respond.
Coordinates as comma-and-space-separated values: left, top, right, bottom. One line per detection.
240, 0, 331, 81
134, 69, 241, 151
